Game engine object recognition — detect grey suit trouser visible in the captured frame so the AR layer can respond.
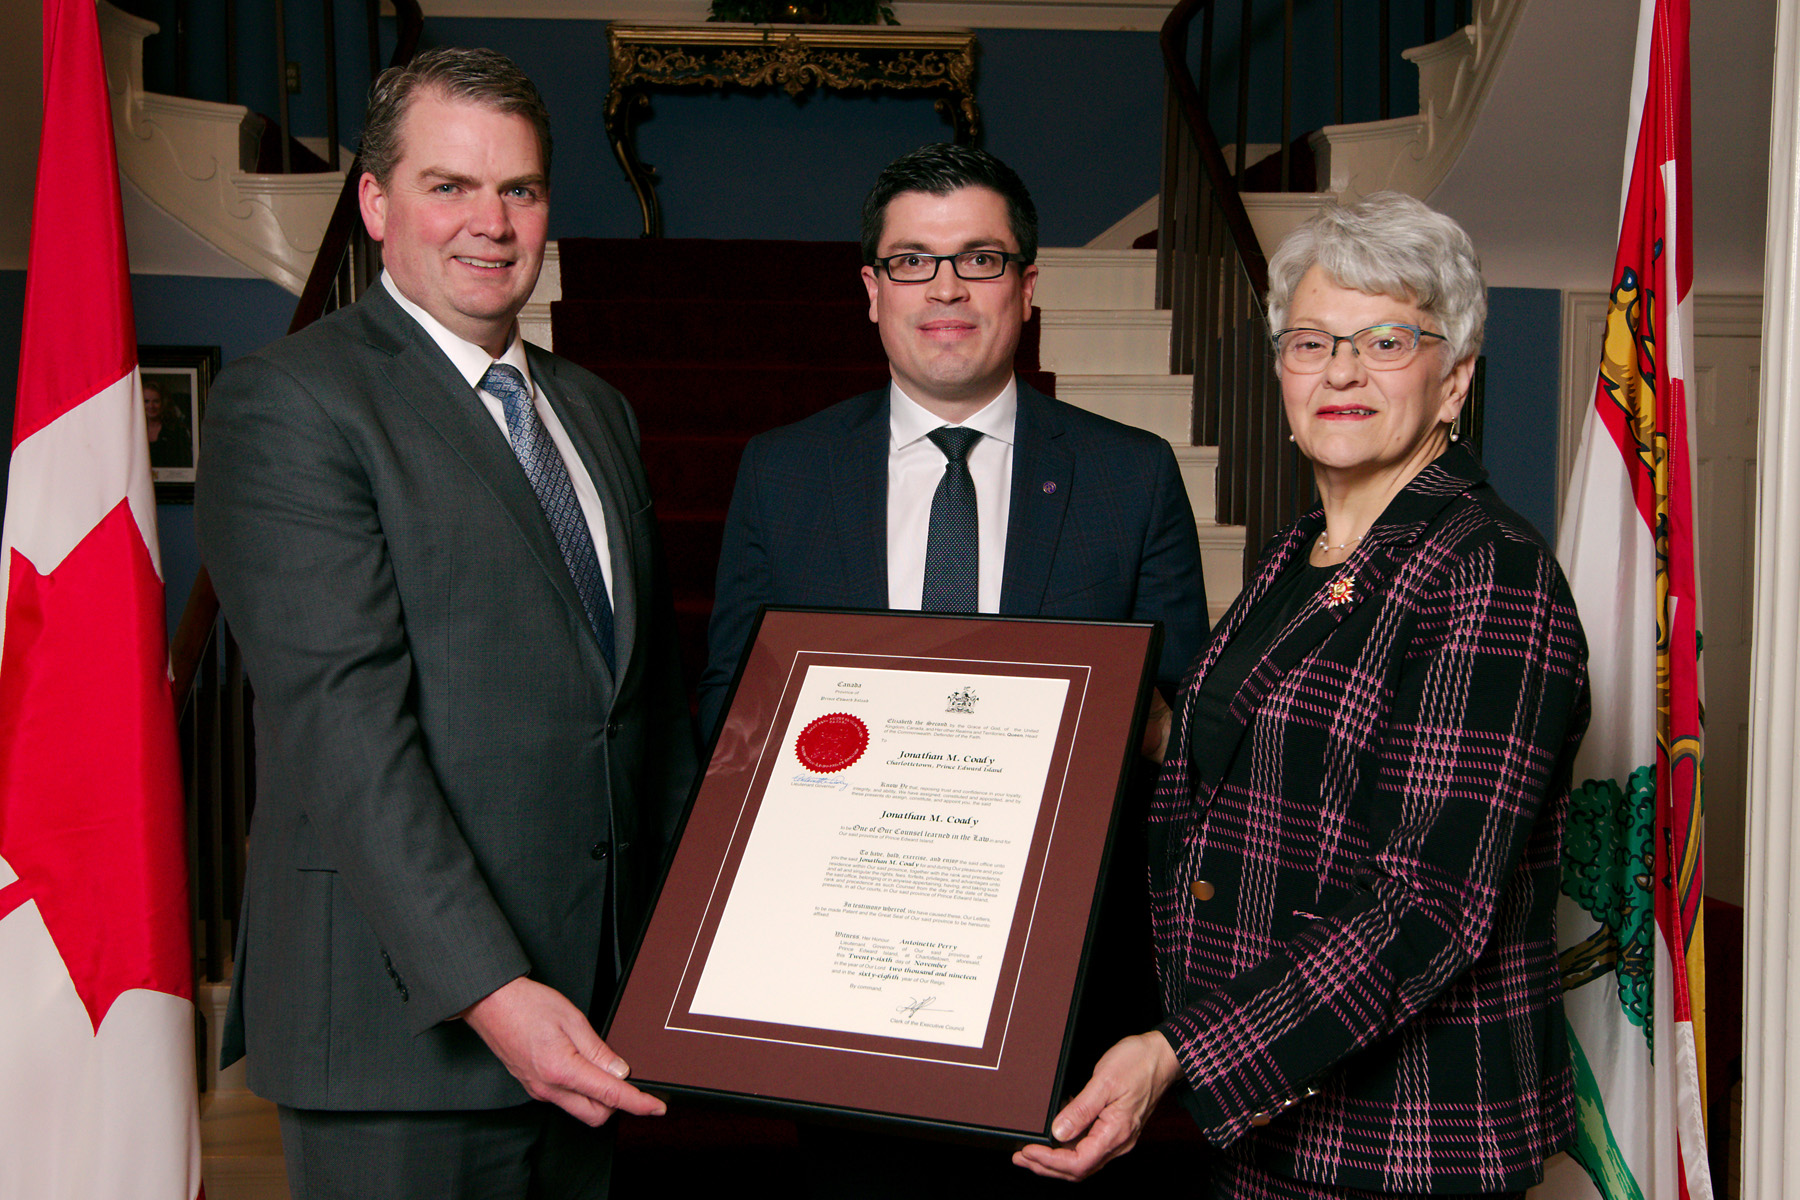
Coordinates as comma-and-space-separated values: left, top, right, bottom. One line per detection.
277, 1103, 615, 1200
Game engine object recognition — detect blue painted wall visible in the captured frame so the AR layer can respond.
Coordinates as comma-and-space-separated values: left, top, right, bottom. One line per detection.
0, 271, 293, 636
132, 275, 296, 635
410, 20, 1166, 247
1479, 286, 1563, 543
122, 10, 1167, 247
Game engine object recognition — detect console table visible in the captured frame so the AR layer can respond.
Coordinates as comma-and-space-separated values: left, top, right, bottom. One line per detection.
605, 23, 981, 237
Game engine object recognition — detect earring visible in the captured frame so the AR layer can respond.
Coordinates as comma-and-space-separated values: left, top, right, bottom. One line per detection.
1448, 413, 1461, 443
1288, 433, 1296, 443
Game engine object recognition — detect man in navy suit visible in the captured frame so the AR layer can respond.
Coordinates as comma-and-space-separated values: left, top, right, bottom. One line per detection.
700, 144, 1209, 737
700, 142, 1209, 1196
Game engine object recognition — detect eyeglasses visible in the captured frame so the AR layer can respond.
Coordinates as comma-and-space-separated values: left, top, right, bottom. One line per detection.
1272, 324, 1449, 373
871, 250, 1030, 283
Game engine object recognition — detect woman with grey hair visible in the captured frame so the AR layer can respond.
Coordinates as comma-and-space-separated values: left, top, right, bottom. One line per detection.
1015, 192, 1589, 1198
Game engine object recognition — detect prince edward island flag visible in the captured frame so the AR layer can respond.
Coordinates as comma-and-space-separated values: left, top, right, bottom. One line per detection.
1544, 0, 1710, 1198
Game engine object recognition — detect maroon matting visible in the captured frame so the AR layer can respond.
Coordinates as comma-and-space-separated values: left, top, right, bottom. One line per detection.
606, 609, 1158, 1143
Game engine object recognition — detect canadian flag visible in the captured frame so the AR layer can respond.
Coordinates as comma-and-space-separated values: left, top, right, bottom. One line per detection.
0, 0, 203, 1197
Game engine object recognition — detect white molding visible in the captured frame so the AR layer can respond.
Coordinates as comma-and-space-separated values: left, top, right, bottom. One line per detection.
1558, 290, 1609, 508
520, 243, 565, 349
100, 1, 343, 295
1242, 192, 1336, 260
1053, 373, 1191, 444
1032, 246, 1156, 309
1743, 1, 1800, 1196
1313, 0, 1529, 203
1192, 515, 1246, 622
415, 0, 1178, 31
1037, 308, 1170, 373
1558, 291, 1766, 513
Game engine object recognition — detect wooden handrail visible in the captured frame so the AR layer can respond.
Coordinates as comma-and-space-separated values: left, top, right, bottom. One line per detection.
1157, 0, 1305, 580
1159, 0, 1270, 301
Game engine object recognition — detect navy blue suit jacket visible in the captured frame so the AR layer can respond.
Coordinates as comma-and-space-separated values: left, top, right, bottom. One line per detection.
699, 382, 1210, 736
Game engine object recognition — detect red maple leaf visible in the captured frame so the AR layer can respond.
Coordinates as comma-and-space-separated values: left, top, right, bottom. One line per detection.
0, 499, 191, 1031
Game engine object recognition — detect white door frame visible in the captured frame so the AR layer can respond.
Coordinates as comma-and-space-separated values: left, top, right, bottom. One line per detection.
1742, 0, 1800, 1193
1558, 291, 1765, 510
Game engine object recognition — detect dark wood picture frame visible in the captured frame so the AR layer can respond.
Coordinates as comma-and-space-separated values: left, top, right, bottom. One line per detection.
607, 608, 1161, 1146
139, 344, 220, 503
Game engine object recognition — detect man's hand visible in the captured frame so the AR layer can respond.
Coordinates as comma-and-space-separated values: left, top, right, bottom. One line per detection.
1140, 689, 1174, 763
1012, 1031, 1181, 1182
462, 976, 667, 1127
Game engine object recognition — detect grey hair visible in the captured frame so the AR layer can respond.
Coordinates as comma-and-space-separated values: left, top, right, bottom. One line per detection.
1264, 191, 1486, 367
359, 47, 552, 187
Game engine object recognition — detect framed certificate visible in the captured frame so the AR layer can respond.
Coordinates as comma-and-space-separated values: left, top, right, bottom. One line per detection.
605, 608, 1161, 1144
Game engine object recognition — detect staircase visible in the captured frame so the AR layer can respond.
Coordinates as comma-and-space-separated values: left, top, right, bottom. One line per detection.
99, 2, 345, 296
1034, 247, 1244, 623
116, 2, 1541, 1192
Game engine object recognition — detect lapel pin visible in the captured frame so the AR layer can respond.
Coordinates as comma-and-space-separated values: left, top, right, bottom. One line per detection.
1042, 481, 1057, 494
1325, 573, 1357, 608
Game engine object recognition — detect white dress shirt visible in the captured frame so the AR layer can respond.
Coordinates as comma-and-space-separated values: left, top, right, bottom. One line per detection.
886, 379, 1017, 612
382, 273, 614, 601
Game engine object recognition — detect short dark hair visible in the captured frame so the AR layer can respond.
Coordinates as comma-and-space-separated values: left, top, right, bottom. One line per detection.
359, 47, 552, 186
860, 143, 1038, 266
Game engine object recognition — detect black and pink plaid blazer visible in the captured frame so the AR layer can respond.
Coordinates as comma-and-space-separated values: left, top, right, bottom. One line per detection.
1150, 446, 1589, 1194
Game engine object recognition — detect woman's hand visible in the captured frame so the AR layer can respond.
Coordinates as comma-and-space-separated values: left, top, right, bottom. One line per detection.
1012, 1031, 1182, 1181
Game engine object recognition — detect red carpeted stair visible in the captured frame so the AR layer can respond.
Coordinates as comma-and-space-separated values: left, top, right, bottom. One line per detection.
551, 238, 1055, 698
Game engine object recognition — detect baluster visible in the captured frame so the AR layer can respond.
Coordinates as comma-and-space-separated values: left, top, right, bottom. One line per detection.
274, 0, 292, 173
1379, 0, 1391, 120
1158, 84, 1178, 312
1235, 0, 1253, 183
1243, 300, 1268, 568
321, 0, 341, 170
1334, 0, 1345, 125
1281, 0, 1294, 191
1194, 195, 1220, 446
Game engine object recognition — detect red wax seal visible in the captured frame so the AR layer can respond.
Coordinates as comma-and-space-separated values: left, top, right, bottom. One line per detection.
794, 712, 869, 774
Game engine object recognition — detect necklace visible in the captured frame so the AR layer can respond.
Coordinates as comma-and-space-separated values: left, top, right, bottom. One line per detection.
1316, 532, 1366, 554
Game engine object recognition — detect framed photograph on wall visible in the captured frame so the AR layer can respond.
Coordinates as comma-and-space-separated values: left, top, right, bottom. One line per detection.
139, 344, 220, 503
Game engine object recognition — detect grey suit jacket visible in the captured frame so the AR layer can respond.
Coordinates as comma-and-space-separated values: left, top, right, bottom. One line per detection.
699, 382, 1209, 736
196, 284, 696, 1111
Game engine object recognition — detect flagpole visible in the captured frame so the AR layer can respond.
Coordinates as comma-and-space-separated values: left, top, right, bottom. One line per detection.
1741, 0, 1800, 1193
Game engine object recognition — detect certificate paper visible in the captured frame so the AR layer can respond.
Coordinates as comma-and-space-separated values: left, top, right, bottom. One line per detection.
605, 610, 1159, 1142
687, 665, 1070, 1048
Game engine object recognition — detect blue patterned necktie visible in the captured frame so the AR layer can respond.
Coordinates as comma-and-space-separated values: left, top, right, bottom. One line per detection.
922, 425, 983, 613
481, 363, 616, 673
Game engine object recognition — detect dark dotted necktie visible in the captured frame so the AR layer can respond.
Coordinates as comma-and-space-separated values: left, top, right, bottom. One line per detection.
922, 425, 983, 613
481, 363, 616, 673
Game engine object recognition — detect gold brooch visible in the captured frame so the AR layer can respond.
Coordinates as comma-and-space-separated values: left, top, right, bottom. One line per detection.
1325, 574, 1356, 607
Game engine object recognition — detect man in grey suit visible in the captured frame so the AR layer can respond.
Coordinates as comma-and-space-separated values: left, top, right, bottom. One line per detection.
196, 48, 694, 1199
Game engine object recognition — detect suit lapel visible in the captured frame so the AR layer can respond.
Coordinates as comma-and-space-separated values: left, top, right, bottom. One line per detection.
999, 384, 1072, 615
360, 289, 614, 689
1182, 448, 1490, 803
826, 389, 891, 608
